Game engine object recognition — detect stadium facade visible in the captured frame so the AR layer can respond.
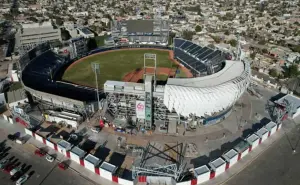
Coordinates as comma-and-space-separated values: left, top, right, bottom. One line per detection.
19, 20, 250, 130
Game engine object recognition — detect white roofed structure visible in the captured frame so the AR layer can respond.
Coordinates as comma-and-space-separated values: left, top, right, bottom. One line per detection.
164, 60, 250, 117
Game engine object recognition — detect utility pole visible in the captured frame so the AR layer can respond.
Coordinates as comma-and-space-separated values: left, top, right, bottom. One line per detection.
91, 63, 101, 120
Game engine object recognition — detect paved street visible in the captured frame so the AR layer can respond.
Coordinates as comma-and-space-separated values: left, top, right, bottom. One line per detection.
225, 121, 300, 185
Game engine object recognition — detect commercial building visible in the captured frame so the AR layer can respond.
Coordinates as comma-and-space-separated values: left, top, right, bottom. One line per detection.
15, 21, 61, 52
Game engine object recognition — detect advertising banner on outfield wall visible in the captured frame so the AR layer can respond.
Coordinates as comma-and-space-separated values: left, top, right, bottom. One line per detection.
136, 101, 145, 119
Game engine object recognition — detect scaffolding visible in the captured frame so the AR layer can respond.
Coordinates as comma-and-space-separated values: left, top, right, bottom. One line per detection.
267, 97, 292, 123
105, 86, 176, 130
132, 142, 186, 181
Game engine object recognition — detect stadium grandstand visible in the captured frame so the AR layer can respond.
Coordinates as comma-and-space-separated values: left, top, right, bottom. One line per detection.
110, 19, 169, 46
174, 38, 225, 76
20, 43, 97, 115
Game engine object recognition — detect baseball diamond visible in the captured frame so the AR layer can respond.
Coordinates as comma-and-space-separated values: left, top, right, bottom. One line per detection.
62, 49, 190, 87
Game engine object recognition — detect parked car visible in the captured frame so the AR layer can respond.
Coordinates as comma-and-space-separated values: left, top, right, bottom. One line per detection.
16, 174, 29, 185
0, 159, 9, 169
15, 139, 25, 145
10, 166, 22, 176
4, 163, 15, 173
45, 154, 54, 163
0, 152, 8, 160
34, 149, 46, 157
91, 127, 100, 133
11, 171, 22, 181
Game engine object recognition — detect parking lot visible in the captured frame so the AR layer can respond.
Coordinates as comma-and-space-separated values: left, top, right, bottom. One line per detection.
0, 121, 99, 185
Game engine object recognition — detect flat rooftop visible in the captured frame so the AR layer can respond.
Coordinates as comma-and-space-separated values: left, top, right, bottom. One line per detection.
234, 140, 250, 152
57, 140, 72, 149
256, 127, 269, 137
246, 134, 260, 144
223, 149, 238, 161
71, 146, 86, 157
265, 121, 277, 130
85, 154, 100, 165
194, 165, 210, 176
100, 162, 117, 173
167, 60, 245, 88
209, 158, 225, 169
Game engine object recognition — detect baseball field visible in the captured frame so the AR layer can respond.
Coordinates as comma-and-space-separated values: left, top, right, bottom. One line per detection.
62, 49, 191, 88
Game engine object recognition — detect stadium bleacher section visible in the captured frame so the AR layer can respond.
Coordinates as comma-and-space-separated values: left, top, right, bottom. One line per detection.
20, 44, 97, 105
174, 38, 224, 75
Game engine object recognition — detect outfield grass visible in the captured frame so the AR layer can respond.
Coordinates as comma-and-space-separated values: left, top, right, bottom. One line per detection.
62, 49, 186, 88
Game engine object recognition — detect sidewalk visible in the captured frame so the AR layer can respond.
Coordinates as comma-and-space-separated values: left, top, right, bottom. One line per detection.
202, 129, 284, 185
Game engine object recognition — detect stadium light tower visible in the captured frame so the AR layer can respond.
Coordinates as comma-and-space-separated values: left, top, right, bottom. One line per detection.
91, 63, 101, 116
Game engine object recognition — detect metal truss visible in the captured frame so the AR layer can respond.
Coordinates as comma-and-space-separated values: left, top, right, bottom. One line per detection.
132, 142, 187, 181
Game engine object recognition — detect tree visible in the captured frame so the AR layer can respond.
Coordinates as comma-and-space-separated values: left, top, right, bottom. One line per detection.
28, 17, 38, 22
182, 30, 195, 40
224, 30, 230, 35
207, 44, 215, 49
56, 18, 64, 26
195, 25, 202, 32
211, 36, 221, 43
228, 39, 237, 47
258, 39, 266, 45
266, 22, 271, 28
168, 32, 176, 45
290, 45, 300, 53
250, 52, 256, 60
269, 68, 278, 77
262, 48, 268, 54
284, 64, 299, 78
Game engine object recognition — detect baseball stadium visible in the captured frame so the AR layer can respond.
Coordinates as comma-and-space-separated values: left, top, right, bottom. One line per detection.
17, 19, 252, 183
19, 19, 250, 130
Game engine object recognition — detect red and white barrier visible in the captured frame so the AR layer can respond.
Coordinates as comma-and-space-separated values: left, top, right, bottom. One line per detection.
146, 176, 173, 184
176, 180, 190, 185
234, 140, 250, 160
256, 127, 269, 144
246, 134, 260, 152
84, 154, 101, 173
24, 128, 33, 137
265, 121, 277, 137
45, 140, 56, 150
70, 146, 86, 164
57, 140, 72, 156
99, 162, 118, 181
118, 178, 134, 185
35, 133, 44, 143
209, 158, 226, 178
222, 149, 238, 169
137, 176, 147, 183
22, 118, 283, 185
194, 165, 210, 184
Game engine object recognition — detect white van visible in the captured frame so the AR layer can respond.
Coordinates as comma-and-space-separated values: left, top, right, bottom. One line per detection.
15, 139, 25, 145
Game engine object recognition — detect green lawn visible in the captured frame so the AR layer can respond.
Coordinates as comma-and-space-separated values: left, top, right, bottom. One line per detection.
62, 49, 186, 88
